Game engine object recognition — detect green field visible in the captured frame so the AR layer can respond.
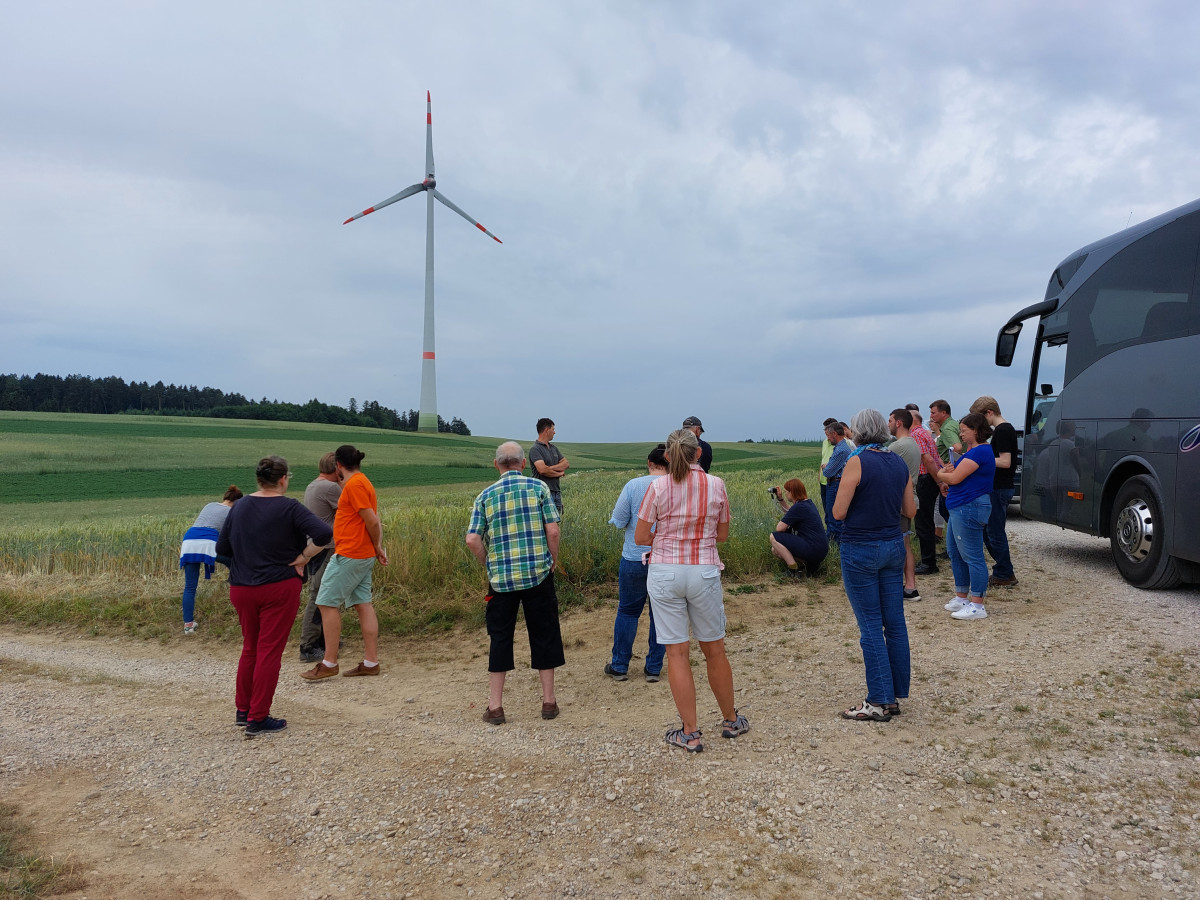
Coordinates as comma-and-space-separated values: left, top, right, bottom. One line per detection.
0, 411, 823, 636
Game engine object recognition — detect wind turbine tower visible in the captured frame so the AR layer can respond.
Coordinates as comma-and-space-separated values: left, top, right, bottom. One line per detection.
343, 92, 502, 433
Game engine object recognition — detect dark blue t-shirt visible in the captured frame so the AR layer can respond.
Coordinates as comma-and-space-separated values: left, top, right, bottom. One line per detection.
842, 450, 909, 542
946, 444, 996, 509
782, 498, 824, 539
778, 498, 828, 560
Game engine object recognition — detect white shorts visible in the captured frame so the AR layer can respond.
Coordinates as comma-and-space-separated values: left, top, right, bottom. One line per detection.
646, 563, 726, 644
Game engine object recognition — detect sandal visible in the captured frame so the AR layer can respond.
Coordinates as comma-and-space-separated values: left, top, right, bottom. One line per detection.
665, 727, 704, 753
840, 699, 893, 722
883, 702, 902, 717
720, 711, 750, 738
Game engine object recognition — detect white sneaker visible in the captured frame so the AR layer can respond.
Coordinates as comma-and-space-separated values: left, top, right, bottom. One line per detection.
951, 602, 987, 620
943, 596, 969, 612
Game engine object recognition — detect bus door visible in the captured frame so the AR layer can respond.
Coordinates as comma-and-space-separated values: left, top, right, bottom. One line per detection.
1023, 334, 1094, 530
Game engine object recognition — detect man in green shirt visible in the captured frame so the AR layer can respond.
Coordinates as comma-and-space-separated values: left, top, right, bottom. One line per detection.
927, 400, 962, 528
929, 400, 961, 463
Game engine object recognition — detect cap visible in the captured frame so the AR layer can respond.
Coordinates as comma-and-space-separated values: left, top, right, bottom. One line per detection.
682, 416, 704, 432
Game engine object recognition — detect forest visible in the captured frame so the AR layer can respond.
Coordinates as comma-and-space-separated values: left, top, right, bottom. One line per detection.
0, 373, 471, 434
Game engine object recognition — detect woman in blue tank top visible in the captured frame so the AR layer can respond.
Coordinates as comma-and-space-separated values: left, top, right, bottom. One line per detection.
935, 412, 996, 621
831, 409, 917, 722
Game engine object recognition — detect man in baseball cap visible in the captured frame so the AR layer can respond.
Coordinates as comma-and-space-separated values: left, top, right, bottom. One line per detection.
682, 416, 712, 473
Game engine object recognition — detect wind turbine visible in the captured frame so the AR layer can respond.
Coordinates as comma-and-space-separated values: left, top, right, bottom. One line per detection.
343, 92, 502, 433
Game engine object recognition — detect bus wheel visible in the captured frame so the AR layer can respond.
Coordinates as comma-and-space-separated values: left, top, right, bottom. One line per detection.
1110, 475, 1182, 589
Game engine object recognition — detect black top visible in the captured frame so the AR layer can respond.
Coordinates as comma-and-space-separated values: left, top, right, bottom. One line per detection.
698, 438, 712, 473
781, 498, 824, 539
216, 495, 334, 587
990, 422, 1019, 490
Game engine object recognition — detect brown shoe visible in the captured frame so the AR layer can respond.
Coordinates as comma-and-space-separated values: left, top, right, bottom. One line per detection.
541, 701, 560, 720
482, 706, 505, 726
989, 575, 1019, 588
300, 662, 339, 681
342, 662, 380, 677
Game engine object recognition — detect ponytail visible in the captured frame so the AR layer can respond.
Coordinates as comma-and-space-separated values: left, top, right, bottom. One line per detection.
665, 428, 699, 483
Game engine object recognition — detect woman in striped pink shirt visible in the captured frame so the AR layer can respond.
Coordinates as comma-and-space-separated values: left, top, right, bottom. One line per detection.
635, 428, 748, 753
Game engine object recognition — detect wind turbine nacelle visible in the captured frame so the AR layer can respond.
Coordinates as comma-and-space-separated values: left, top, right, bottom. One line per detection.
422, 177, 436, 188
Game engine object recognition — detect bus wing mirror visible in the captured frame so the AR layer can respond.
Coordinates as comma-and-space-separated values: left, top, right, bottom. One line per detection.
1040, 383, 1054, 396
995, 322, 1022, 367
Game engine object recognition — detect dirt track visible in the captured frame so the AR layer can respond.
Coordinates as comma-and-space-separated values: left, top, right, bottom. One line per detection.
3, 517, 1200, 899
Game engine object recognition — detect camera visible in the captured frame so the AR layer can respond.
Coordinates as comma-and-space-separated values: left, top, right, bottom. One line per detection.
767, 486, 779, 499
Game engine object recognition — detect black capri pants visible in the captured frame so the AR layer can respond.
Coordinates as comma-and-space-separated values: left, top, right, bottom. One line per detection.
485, 571, 566, 673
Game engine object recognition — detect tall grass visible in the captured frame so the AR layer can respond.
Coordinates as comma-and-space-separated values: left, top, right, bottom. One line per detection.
0, 465, 825, 635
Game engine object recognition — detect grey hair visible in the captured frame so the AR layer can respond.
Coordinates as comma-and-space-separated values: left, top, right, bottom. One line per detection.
849, 409, 890, 445
495, 441, 524, 468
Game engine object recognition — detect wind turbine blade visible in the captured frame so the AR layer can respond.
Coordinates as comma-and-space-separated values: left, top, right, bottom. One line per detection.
430, 188, 503, 243
425, 90, 434, 179
342, 183, 426, 224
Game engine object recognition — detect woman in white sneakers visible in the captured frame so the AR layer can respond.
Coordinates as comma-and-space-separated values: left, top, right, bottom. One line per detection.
936, 413, 996, 621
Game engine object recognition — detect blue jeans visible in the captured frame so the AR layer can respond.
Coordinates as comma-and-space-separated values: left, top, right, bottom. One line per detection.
983, 488, 1015, 579
947, 495, 991, 598
838, 538, 910, 705
181, 557, 231, 623
610, 557, 664, 674
181, 562, 201, 623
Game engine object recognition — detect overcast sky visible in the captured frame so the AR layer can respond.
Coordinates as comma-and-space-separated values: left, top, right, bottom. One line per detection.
3, 2, 1197, 442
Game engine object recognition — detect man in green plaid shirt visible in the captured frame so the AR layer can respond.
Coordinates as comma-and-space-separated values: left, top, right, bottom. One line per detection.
466, 441, 565, 726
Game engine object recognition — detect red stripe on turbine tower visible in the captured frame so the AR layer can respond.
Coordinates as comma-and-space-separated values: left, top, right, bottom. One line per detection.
423, 352, 435, 359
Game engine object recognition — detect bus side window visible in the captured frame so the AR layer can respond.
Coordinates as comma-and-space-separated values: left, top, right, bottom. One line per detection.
1061, 210, 1200, 384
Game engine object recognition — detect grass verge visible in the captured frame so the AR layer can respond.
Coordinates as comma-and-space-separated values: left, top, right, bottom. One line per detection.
0, 803, 78, 899
0, 466, 828, 639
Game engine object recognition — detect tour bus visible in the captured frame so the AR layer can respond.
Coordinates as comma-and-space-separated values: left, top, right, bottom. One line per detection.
995, 197, 1200, 589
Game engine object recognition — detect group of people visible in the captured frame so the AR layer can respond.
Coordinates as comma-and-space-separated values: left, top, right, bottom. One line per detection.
175, 400, 1018, 743
909, 397, 1020, 620
808, 397, 1020, 722
467, 417, 741, 752
178, 444, 388, 737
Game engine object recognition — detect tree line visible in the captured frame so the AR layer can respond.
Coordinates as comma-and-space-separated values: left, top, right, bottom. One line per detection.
0, 373, 471, 435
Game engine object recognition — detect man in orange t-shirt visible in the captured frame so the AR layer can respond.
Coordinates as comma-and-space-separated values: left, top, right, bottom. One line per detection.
301, 444, 389, 681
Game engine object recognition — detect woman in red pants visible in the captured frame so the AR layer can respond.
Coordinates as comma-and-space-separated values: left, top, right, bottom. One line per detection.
216, 456, 333, 737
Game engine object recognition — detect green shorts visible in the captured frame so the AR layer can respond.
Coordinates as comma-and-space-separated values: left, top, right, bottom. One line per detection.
315, 555, 376, 609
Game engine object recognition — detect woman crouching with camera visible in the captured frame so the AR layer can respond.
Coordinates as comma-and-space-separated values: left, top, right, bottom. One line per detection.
769, 479, 828, 577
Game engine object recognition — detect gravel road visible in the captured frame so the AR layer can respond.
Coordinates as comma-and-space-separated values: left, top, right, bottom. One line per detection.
2, 517, 1199, 899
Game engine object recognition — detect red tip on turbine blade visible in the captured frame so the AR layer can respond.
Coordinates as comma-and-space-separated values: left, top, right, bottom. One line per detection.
422, 351, 435, 359
427, 90, 431, 101
342, 217, 354, 225
475, 223, 503, 243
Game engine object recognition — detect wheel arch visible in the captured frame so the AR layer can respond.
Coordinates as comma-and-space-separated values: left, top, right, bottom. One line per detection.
1099, 459, 1153, 539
